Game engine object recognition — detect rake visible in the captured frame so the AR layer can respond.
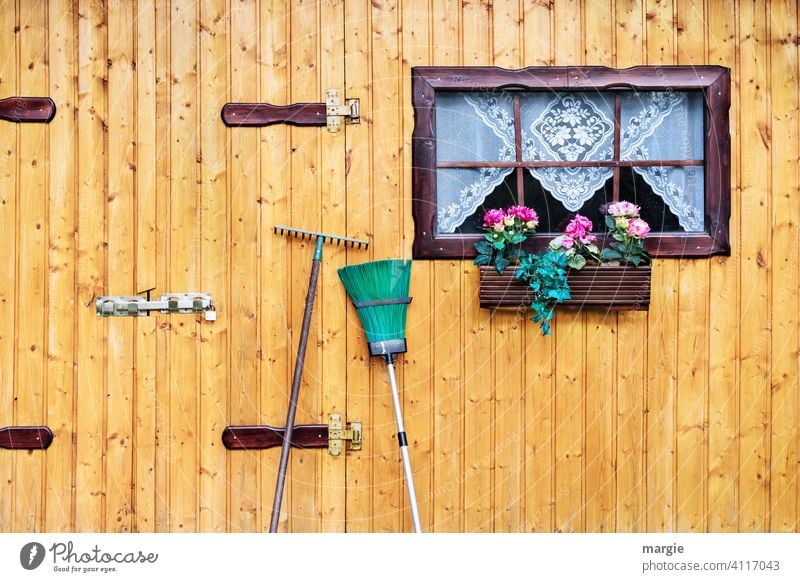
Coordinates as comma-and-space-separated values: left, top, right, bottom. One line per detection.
269, 225, 368, 533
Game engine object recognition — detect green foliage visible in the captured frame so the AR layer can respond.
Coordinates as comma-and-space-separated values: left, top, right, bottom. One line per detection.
515, 251, 571, 336
474, 231, 526, 273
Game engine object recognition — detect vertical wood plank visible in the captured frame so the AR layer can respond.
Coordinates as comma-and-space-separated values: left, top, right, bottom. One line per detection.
44, 0, 77, 533
522, 0, 553, 66
228, 0, 259, 533
431, 0, 463, 533
371, 0, 405, 533
400, 0, 434, 533
287, 0, 321, 533
707, 0, 739, 533
198, 0, 228, 533
153, 0, 171, 532
522, 0, 555, 533
134, 0, 158, 533
674, 0, 709, 533
644, 0, 677, 533
260, 0, 290, 534
768, 0, 799, 533
738, 0, 770, 533
552, 0, 584, 534
15, 0, 48, 533
318, 0, 347, 533
553, 0, 581, 64
583, 0, 616, 534
106, 0, 136, 533
76, 0, 107, 532
461, 0, 493, 533
344, 0, 373, 532
0, 0, 17, 532
168, 0, 199, 532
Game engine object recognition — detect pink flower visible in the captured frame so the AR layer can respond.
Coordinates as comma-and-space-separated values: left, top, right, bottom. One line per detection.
627, 218, 651, 239
507, 205, 539, 226
564, 214, 593, 240
607, 201, 640, 217
482, 208, 506, 229
579, 233, 597, 245
561, 237, 575, 249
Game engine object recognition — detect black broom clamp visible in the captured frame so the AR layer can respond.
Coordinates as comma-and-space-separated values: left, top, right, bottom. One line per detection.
269, 225, 368, 533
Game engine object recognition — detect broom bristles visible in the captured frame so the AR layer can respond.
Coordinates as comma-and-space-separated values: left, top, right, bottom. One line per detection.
337, 259, 412, 344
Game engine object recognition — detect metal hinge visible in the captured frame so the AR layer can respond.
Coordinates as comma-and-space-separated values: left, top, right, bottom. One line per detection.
96, 293, 217, 321
325, 89, 359, 133
327, 412, 362, 456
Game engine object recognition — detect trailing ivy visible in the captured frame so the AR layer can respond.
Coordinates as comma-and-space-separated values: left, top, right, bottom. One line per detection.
515, 250, 571, 336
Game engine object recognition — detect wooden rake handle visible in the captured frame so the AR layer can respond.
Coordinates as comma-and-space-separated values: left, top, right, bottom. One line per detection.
222, 424, 328, 450
0, 426, 54, 450
0, 97, 56, 123
221, 102, 326, 127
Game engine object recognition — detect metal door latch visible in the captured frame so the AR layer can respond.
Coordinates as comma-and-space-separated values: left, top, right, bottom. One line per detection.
325, 89, 359, 133
96, 293, 217, 321
327, 412, 362, 456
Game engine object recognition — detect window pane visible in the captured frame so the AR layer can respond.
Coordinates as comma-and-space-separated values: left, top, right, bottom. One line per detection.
435, 92, 516, 162
523, 170, 612, 233
620, 91, 704, 161
453, 173, 519, 235
436, 167, 515, 233
520, 92, 615, 162
620, 166, 705, 232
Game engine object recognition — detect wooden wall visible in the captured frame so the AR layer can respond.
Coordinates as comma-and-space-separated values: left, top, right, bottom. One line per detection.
0, 0, 797, 532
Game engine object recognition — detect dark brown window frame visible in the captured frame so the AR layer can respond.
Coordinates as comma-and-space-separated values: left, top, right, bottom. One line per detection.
411, 65, 731, 259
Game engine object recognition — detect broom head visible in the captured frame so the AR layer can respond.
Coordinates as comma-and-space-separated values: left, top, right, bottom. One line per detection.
337, 259, 412, 356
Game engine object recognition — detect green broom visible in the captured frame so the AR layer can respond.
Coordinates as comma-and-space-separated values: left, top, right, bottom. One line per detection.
337, 259, 421, 533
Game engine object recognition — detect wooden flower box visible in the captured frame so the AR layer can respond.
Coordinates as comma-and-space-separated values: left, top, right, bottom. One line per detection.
479, 264, 651, 311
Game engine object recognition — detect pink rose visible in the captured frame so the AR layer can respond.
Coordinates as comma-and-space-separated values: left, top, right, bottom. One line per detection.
483, 208, 506, 228
507, 205, 539, 226
564, 214, 593, 240
627, 218, 651, 239
607, 201, 640, 217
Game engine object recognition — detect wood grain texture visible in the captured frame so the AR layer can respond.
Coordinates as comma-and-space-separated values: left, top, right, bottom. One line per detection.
45, 0, 77, 533
134, 0, 158, 534
287, 0, 321, 534
706, 0, 739, 534
738, 0, 770, 533
318, 0, 346, 533
0, 0, 797, 534
15, 0, 48, 533
768, 0, 799, 533
259, 0, 291, 536
343, 0, 374, 532
400, 0, 433, 533
199, 0, 228, 534
168, 0, 199, 532
0, 0, 17, 531
228, 0, 260, 533
106, 0, 135, 533
75, 0, 107, 533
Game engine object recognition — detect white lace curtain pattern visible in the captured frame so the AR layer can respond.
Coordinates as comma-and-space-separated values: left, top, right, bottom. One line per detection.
435, 90, 705, 233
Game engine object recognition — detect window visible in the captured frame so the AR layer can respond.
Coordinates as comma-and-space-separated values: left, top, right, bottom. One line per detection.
411, 66, 731, 258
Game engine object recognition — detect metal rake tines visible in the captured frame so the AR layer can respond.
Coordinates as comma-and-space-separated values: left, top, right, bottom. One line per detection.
273, 224, 369, 249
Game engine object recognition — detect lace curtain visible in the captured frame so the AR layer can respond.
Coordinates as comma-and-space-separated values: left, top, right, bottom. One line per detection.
435, 90, 705, 233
